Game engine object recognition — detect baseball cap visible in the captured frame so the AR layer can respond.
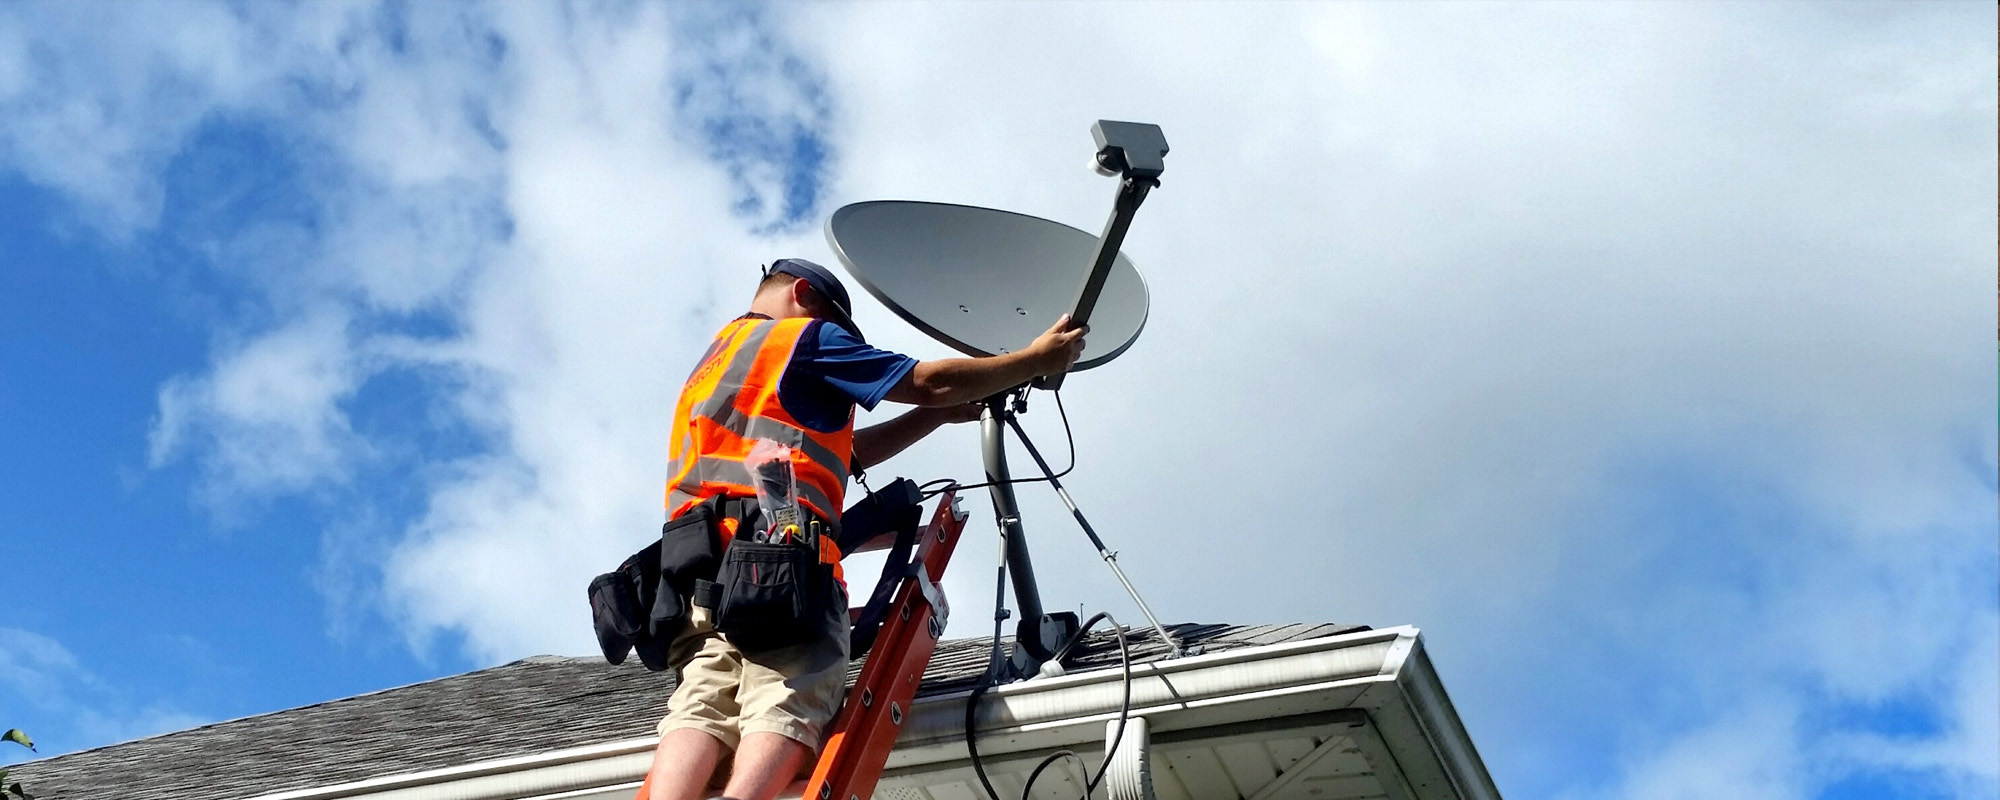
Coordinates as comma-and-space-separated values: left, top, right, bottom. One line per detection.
764, 258, 863, 341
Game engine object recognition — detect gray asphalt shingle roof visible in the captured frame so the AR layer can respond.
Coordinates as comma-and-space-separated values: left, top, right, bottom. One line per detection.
7, 622, 1366, 800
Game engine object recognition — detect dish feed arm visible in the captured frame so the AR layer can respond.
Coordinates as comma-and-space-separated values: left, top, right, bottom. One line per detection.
1036, 120, 1168, 391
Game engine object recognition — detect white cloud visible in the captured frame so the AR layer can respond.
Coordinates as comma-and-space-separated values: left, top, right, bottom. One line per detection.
1614, 702, 1811, 800
1586, 617, 1999, 800
1823, 617, 2000, 797
150, 309, 364, 509
0, 2, 286, 235
2, 1, 1993, 796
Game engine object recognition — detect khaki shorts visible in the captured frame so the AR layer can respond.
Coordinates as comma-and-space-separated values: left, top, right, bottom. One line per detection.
658, 593, 851, 753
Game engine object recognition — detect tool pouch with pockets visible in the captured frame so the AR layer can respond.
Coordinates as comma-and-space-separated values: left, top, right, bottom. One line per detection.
712, 531, 834, 653
588, 496, 729, 672
588, 539, 660, 668
651, 499, 725, 639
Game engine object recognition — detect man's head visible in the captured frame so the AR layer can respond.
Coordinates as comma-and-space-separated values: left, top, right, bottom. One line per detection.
752, 258, 863, 340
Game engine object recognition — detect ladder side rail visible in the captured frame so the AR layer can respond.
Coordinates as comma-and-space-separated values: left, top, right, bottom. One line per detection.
804, 490, 967, 800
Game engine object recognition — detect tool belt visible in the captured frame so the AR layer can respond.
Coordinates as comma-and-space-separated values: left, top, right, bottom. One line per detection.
590, 479, 926, 669
591, 495, 839, 668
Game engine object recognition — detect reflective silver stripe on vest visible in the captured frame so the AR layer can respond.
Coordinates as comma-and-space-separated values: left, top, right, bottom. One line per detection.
686, 454, 755, 489
709, 322, 778, 402
666, 488, 701, 518
692, 406, 850, 488
670, 456, 839, 526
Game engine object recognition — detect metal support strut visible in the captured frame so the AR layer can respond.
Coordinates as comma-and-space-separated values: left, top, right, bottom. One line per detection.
1002, 413, 1186, 658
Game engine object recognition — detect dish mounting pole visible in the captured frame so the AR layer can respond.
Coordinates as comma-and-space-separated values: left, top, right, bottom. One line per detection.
980, 389, 1078, 676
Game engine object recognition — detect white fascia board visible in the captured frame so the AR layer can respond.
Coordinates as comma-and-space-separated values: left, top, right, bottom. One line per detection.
246, 625, 1498, 800
1360, 633, 1502, 800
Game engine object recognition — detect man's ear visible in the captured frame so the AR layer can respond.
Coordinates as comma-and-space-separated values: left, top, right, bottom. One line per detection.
789, 278, 818, 313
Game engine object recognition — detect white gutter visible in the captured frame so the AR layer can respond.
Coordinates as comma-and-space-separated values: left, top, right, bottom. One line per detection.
1370, 632, 1501, 799
882, 625, 1411, 769
246, 625, 1497, 800
245, 739, 656, 800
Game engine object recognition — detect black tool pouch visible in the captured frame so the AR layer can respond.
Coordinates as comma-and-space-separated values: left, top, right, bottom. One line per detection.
653, 499, 726, 639
588, 498, 732, 672
713, 537, 832, 653
589, 540, 659, 667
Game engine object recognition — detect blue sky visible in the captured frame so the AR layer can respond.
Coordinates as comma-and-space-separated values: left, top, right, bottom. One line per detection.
1, 3, 1994, 799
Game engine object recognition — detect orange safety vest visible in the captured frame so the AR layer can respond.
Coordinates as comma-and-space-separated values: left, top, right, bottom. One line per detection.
665, 316, 851, 573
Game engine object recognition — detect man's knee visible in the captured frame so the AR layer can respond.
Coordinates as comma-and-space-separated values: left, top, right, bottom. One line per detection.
647, 728, 728, 800
721, 732, 814, 800
656, 727, 728, 757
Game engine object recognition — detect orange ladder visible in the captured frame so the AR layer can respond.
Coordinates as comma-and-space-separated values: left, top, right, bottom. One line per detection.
634, 489, 968, 800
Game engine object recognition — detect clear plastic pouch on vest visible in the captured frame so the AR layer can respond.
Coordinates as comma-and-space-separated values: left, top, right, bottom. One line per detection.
716, 440, 836, 650
744, 438, 804, 540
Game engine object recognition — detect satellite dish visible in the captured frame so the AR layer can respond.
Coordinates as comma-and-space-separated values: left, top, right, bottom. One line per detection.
824, 200, 1149, 372
821, 120, 1175, 673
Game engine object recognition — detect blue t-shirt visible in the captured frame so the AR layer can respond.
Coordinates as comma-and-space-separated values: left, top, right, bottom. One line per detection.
772, 318, 918, 433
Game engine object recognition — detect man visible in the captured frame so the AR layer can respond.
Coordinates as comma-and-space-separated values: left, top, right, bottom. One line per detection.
647, 258, 1086, 800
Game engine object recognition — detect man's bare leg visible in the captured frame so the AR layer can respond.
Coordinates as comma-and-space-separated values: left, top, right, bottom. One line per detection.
719, 732, 812, 800
648, 729, 726, 800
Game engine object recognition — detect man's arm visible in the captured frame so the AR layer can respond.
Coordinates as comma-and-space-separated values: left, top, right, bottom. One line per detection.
884, 316, 1087, 407
851, 404, 983, 471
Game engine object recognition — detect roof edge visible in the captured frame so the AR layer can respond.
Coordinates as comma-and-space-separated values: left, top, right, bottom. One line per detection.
248, 737, 656, 800
249, 625, 1433, 800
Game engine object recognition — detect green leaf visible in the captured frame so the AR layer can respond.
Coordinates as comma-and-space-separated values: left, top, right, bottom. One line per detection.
0, 730, 29, 752
7, 781, 27, 800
